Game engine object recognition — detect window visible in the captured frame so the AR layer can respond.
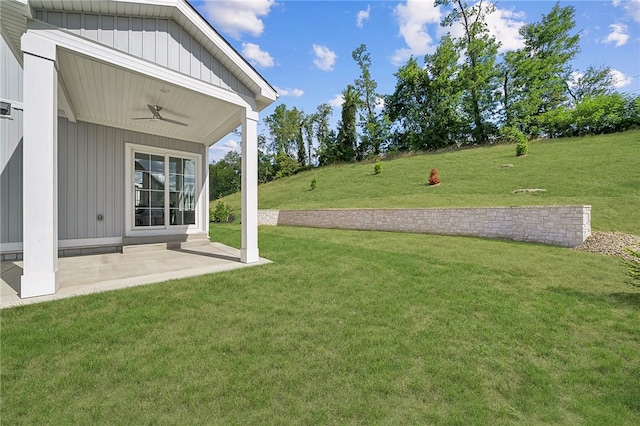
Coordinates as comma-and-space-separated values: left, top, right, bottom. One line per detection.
131, 147, 198, 229
0, 101, 11, 117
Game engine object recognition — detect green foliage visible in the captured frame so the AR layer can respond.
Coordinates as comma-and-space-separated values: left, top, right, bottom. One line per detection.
374, 159, 382, 175
209, 151, 241, 199
516, 141, 529, 156
502, 4, 580, 136
210, 198, 234, 223
264, 104, 306, 159
385, 36, 465, 150
335, 85, 360, 162
310, 177, 317, 191
274, 153, 300, 179
623, 246, 640, 286
500, 126, 529, 156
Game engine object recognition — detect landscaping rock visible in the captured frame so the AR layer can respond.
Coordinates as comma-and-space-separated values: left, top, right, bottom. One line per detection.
575, 232, 640, 261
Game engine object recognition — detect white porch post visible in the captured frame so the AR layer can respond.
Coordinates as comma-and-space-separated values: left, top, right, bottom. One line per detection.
20, 34, 59, 297
241, 107, 259, 263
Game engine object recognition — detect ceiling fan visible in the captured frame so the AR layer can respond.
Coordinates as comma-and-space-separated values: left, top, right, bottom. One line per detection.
133, 104, 188, 126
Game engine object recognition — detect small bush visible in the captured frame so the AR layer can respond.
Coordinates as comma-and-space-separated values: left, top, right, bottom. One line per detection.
623, 245, 640, 287
310, 177, 317, 191
429, 168, 440, 186
211, 198, 234, 223
374, 160, 383, 175
500, 126, 529, 157
516, 141, 528, 156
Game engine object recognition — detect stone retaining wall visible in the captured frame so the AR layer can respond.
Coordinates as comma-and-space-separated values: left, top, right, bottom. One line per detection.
258, 206, 591, 248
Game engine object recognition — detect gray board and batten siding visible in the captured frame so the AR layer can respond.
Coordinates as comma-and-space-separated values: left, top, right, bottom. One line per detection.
2, 116, 207, 245
34, 10, 253, 97
1, 32, 24, 245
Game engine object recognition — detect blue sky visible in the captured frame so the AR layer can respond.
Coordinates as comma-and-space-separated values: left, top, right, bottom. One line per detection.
192, 0, 640, 161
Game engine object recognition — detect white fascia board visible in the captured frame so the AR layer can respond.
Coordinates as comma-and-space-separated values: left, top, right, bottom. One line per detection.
23, 25, 251, 110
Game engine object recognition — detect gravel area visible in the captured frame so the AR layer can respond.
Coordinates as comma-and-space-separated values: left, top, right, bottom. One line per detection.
575, 232, 640, 261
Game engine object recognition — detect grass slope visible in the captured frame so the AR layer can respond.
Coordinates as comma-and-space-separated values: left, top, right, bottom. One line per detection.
223, 130, 640, 234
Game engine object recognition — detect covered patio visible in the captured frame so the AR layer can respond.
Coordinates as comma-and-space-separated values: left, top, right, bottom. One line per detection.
1, 242, 272, 309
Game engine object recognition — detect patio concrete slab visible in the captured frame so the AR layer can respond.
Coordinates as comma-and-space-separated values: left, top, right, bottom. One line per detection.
1, 242, 271, 309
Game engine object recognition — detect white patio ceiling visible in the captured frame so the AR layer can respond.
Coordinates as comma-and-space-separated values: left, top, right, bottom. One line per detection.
57, 48, 242, 144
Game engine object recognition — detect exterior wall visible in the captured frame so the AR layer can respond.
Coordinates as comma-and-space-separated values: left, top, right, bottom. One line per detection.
259, 206, 592, 248
58, 118, 206, 241
1, 33, 24, 245
2, 116, 207, 250
34, 10, 252, 97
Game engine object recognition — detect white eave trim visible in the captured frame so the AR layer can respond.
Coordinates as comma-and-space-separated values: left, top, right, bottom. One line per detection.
23, 23, 251, 111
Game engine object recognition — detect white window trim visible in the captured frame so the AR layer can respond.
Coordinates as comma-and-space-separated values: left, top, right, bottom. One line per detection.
125, 142, 203, 237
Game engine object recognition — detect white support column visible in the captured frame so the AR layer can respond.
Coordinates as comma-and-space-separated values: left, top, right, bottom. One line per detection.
241, 107, 260, 263
20, 34, 59, 298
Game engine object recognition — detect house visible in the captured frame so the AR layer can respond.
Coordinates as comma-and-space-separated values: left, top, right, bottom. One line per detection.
0, 0, 278, 298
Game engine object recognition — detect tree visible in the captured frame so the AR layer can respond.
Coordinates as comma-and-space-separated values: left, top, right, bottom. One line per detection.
502, 3, 580, 136
352, 44, 388, 158
437, 0, 500, 144
209, 151, 241, 199
263, 104, 306, 173
568, 65, 614, 105
263, 104, 305, 158
335, 85, 359, 162
385, 35, 464, 150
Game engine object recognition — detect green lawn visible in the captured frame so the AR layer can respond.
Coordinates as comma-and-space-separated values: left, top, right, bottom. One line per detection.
224, 130, 640, 234
2, 131, 640, 424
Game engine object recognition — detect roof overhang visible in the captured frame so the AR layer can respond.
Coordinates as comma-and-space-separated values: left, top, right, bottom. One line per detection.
23, 23, 251, 144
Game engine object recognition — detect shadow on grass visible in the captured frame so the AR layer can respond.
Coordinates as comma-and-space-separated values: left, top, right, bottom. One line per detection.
608, 292, 640, 310
549, 286, 640, 310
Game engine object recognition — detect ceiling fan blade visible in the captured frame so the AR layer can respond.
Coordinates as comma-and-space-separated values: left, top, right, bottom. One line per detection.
132, 117, 155, 121
160, 117, 188, 127
147, 104, 160, 117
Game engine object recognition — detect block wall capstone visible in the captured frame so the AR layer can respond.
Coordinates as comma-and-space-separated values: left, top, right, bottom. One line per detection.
258, 206, 591, 248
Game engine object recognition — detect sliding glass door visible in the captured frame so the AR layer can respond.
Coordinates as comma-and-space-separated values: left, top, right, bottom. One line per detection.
133, 150, 197, 229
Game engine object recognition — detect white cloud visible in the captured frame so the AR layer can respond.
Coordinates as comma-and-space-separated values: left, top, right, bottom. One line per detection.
209, 138, 240, 162
485, 8, 526, 52
357, 5, 371, 28
274, 86, 304, 97
610, 69, 633, 88
375, 97, 385, 111
613, 0, 640, 23
202, 0, 275, 39
603, 23, 630, 47
437, 4, 525, 54
391, 0, 442, 65
312, 44, 337, 71
241, 43, 275, 68
328, 94, 344, 108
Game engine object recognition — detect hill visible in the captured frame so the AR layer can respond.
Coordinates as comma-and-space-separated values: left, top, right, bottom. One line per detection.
221, 130, 640, 234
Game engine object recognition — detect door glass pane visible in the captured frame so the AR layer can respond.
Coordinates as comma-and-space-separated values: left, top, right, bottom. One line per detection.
135, 152, 150, 172
134, 151, 195, 228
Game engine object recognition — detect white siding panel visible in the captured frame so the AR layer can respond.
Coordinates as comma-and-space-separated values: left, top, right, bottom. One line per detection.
66, 13, 81, 34
156, 19, 168, 67
85, 14, 99, 41
116, 16, 129, 52
1, 33, 23, 103
130, 17, 144, 58
36, 10, 254, 97
168, 20, 180, 72
0, 110, 23, 244
143, 19, 156, 62
101, 15, 115, 47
